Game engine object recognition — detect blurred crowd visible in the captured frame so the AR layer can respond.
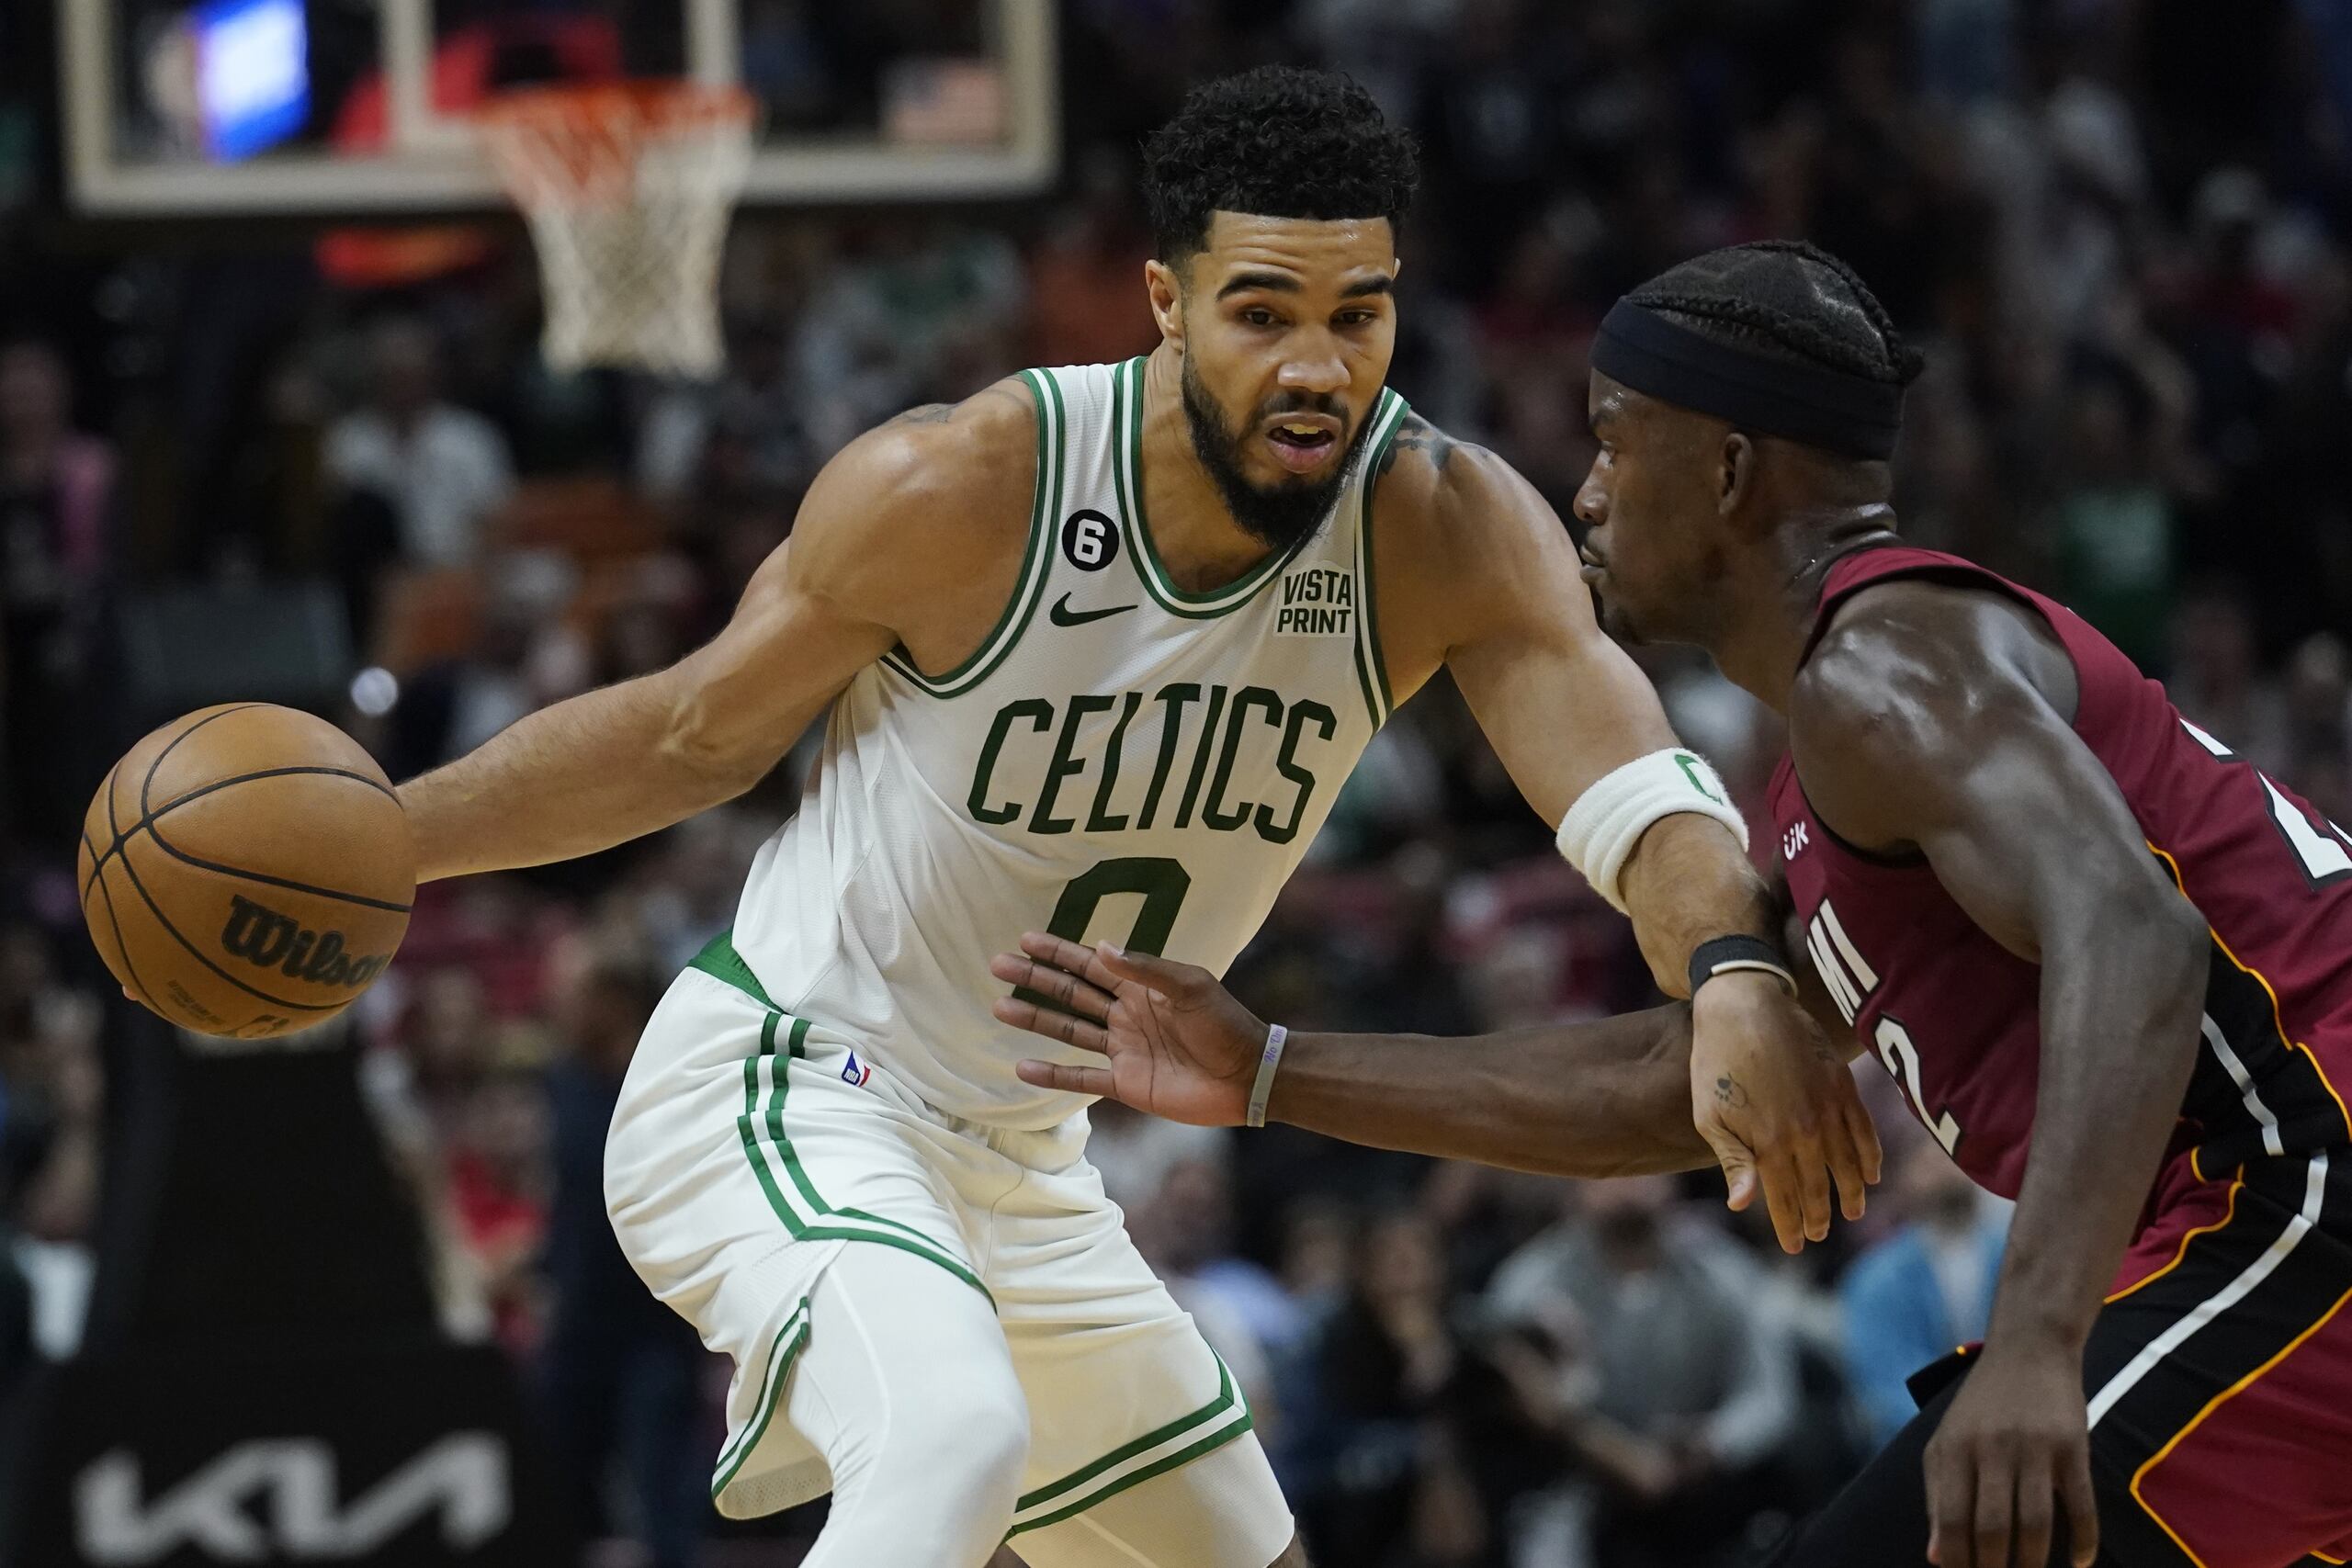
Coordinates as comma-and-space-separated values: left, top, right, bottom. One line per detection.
6, 1, 2352, 1564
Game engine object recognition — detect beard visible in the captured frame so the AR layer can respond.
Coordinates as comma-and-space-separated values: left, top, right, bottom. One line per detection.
1181, 355, 1374, 551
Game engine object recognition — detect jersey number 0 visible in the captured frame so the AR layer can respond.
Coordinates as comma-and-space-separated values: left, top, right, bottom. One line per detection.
1012, 857, 1192, 1011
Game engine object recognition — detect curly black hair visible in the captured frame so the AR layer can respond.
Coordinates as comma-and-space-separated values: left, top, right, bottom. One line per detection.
1629, 241, 1926, 387
1140, 67, 1419, 267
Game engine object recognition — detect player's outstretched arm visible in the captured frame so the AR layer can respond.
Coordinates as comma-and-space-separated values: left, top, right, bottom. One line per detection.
1373, 422, 1879, 1250
1792, 581, 2212, 1568
398, 388, 1033, 881
994, 933, 1713, 1179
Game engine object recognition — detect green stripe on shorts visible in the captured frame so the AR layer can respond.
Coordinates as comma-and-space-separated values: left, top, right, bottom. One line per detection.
731, 1016, 994, 1307
1004, 1354, 1254, 1537
710, 1297, 811, 1499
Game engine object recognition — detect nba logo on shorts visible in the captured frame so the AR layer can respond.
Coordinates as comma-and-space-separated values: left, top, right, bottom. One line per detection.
842, 1051, 872, 1088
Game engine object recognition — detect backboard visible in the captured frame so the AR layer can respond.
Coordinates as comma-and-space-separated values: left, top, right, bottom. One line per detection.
59, 0, 1057, 217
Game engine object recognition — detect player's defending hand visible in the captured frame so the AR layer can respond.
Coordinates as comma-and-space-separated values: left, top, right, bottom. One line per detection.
994, 934, 1262, 1125
1690, 974, 1883, 1253
1923, 1337, 2098, 1568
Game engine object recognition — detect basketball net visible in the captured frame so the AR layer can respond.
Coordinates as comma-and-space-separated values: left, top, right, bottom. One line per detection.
479, 83, 758, 378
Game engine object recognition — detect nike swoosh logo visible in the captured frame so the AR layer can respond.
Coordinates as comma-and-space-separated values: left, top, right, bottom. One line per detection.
1049, 592, 1136, 627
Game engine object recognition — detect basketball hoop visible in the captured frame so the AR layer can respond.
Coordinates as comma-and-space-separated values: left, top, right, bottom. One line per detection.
479, 83, 758, 378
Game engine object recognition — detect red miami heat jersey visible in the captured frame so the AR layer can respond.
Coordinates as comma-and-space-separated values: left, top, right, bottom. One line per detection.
1770, 547, 2352, 1203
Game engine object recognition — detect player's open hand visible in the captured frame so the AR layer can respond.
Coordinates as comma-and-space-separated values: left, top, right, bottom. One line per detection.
1690, 972, 1883, 1252
993, 934, 1263, 1125
1924, 1338, 2098, 1568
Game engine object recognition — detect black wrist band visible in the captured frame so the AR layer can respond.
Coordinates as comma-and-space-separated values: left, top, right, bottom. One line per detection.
1688, 934, 1797, 998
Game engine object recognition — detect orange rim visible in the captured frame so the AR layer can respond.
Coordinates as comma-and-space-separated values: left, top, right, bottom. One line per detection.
478, 81, 757, 205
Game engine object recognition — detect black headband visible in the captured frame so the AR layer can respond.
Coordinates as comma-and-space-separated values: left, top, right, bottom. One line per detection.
1590, 299, 1905, 460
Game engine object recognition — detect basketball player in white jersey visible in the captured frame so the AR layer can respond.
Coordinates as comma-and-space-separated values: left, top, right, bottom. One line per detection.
396, 68, 1879, 1568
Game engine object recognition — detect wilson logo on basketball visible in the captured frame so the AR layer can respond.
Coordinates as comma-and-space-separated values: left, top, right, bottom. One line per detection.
218, 895, 391, 989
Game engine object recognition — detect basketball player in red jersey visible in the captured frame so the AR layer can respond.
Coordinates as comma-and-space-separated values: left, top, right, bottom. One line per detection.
990, 242, 2352, 1568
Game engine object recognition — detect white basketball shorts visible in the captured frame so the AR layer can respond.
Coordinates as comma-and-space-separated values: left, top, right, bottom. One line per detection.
603, 939, 1288, 1546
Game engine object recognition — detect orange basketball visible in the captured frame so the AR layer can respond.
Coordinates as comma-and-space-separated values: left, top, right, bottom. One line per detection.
76, 705, 415, 1039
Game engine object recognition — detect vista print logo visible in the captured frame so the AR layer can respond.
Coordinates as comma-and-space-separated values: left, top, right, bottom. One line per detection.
1273, 568, 1352, 636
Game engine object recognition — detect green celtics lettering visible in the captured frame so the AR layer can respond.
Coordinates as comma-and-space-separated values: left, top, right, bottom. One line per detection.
967, 682, 1337, 845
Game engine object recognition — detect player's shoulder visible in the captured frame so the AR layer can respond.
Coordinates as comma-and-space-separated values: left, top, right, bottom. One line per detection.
1363, 410, 1588, 670
794, 378, 1038, 578
1784, 593, 1989, 849
1790, 575, 2075, 787
1372, 411, 1526, 529
826, 378, 1037, 515
1369, 410, 1561, 587
1792, 583, 1982, 756
1797, 579, 2064, 731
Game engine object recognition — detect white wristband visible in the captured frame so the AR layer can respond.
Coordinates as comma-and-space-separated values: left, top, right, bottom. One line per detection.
1556, 748, 1748, 913
1245, 1024, 1288, 1129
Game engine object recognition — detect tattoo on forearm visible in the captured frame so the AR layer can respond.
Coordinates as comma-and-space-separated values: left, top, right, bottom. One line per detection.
1715, 1075, 1750, 1110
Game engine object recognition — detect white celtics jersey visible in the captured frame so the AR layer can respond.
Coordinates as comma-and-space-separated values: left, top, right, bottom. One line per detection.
731, 358, 1409, 1128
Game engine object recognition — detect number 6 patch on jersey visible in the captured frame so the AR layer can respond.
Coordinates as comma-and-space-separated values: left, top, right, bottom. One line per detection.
1061, 509, 1119, 570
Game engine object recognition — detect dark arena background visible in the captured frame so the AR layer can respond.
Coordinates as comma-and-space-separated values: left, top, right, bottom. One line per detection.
1, 2, 2349, 1565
